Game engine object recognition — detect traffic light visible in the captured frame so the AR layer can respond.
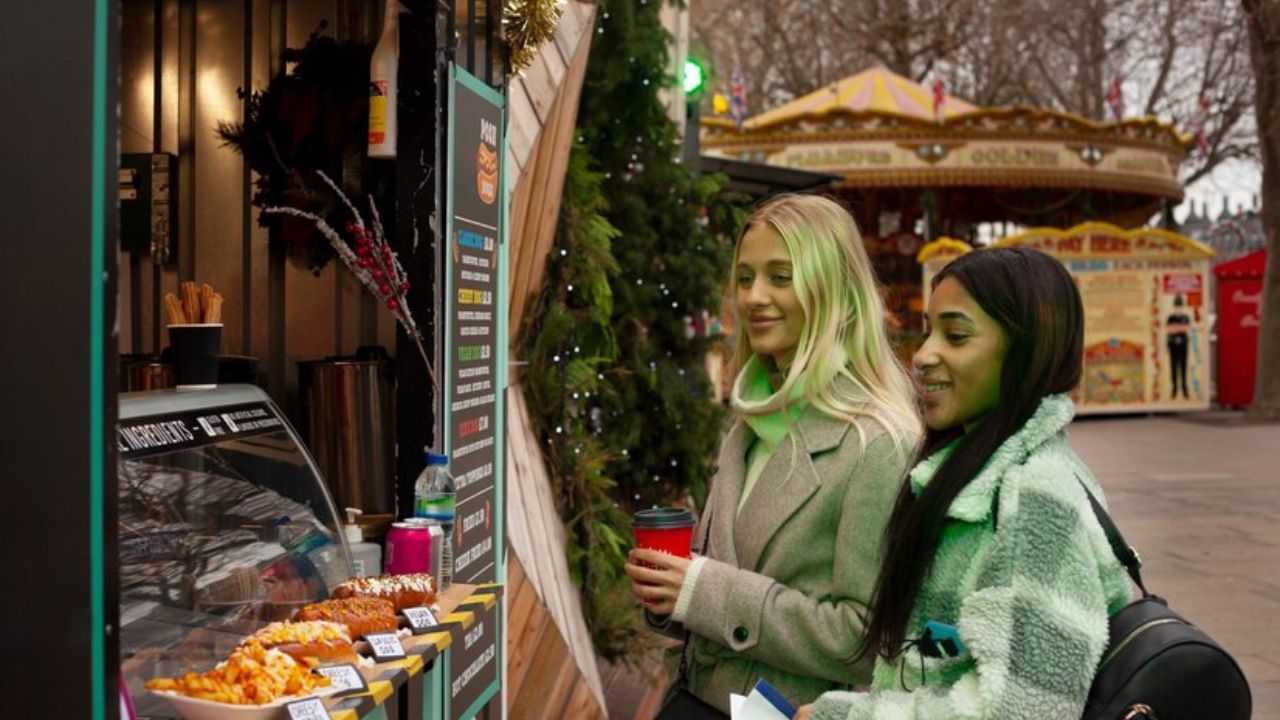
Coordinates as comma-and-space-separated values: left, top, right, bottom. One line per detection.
683, 58, 706, 95
682, 58, 706, 168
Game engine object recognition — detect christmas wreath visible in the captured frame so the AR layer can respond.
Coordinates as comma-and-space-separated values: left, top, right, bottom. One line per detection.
218, 23, 373, 272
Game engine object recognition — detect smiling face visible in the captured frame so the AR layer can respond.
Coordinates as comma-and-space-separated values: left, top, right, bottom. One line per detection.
735, 223, 806, 370
913, 277, 1008, 433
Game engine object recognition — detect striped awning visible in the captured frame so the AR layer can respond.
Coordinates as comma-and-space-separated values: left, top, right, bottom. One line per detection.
745, 65, 978, 130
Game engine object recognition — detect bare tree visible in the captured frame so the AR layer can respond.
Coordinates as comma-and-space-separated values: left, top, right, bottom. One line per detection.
1242, 0, 1280, 420
1119, 0, 1256, 185
937, 0, 1043, 106
691, 0, 874, 110
824, 0, 979, 80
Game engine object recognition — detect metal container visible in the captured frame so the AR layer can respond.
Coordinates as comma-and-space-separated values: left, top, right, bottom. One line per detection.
385, 519, 443, 576
119, 354, 173, 391
298, 351, 396, 515
119, 353, 259, 392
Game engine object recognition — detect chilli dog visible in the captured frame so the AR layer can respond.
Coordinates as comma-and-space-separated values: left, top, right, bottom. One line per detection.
331, 573, 437, 611
241, 620, 358, 664
294, 597, 399, 639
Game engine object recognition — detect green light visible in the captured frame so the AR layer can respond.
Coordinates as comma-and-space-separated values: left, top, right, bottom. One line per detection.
682, 59, 705, 95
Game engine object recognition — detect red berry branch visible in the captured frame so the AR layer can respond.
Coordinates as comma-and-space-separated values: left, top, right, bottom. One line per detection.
267, 171, 439, 393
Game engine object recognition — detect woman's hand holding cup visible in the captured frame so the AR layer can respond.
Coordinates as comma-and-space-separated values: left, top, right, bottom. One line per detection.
626, 507, 697, 615
624, 548, 694, 615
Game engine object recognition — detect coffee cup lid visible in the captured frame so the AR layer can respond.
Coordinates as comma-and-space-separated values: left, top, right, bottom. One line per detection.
632, 507, 695, 529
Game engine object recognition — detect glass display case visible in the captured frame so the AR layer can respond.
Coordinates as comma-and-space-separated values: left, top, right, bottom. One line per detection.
117, 385, 351, 717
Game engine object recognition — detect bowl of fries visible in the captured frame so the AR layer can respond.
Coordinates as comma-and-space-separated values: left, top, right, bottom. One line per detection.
145, 639, 337, 719
165, 281, 225, 390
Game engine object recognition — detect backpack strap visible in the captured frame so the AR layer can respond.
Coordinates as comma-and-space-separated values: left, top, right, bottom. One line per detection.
1075, 474, 1151, 598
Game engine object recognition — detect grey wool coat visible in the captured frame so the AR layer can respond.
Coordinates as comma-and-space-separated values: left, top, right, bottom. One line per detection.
651, 391, 916, 713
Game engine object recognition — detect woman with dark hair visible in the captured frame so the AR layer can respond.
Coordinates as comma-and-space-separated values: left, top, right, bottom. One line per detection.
798, 247, 1133, 720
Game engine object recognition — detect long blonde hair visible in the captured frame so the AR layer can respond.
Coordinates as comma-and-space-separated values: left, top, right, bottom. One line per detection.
729, 194, 921, 450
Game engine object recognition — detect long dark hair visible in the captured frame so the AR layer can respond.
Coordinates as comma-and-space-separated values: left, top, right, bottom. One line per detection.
859, 247, 1084, 661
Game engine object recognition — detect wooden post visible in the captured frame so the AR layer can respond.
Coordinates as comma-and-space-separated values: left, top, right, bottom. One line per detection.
0, 1, 119, 717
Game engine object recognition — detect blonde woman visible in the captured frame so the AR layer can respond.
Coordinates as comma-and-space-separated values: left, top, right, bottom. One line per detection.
624, 194, 922, 713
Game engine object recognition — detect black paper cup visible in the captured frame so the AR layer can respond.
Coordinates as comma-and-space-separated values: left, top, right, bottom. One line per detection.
169, 324, 223, 390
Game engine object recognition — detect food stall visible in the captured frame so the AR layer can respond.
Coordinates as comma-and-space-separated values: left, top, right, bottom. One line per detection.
102, 0, 510, 717
920, 222, 1215, 414
5, 0, 539, 714
118, 386, 503, 719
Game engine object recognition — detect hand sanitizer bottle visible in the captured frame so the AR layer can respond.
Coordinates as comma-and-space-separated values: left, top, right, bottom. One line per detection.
343, 507, 382, 578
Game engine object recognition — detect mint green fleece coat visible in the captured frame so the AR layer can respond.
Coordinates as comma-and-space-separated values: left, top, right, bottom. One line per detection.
812, 394, 1133, 720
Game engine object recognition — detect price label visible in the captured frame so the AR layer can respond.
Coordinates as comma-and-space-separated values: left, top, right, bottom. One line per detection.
401, 606, 440, 634
314, 664, 368, 697
363, 632, 406, 662
284, 696, 329, 720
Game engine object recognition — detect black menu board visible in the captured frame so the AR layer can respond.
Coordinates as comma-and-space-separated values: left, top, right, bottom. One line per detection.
446, 66, 504, 585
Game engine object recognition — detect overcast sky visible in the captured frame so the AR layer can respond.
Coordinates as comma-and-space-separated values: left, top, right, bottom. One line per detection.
1181, 158, 1261, 222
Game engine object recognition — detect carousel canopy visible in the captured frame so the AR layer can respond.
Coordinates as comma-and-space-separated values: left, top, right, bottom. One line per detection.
703, 66, 1193, 229
744, 65, 977, 131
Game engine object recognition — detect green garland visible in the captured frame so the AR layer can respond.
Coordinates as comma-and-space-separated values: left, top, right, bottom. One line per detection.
523, 144, 637, 655
521, 0, 747, 660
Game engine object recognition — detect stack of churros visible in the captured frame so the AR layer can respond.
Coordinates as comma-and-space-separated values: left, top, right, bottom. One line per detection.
163, 282, 223, 325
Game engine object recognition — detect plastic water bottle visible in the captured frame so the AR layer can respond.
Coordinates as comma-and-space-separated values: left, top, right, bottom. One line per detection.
413, 452, 455, 588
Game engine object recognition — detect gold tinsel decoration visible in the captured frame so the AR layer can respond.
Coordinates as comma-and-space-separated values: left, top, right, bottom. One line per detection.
503, 0, 565, 75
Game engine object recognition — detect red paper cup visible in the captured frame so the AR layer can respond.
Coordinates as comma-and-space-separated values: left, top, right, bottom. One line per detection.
632, 507, 695, 559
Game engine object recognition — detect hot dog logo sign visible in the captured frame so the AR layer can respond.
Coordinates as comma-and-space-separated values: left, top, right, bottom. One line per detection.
475, 118, 498, 205
448, 67, 503, 588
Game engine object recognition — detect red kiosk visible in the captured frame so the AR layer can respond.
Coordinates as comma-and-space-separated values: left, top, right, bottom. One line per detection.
1213, 249, 1267, 407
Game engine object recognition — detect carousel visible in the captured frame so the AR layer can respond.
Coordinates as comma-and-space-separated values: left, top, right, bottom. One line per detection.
702, 65, 1195, 353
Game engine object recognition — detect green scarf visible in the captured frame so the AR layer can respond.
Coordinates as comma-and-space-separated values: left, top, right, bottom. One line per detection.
731, 355, 807, 511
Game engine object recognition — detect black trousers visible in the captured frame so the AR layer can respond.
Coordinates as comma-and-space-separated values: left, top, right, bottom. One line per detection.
1168, 339, 1188, 399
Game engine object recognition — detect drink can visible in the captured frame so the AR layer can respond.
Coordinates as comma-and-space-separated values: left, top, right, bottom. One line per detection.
385, 519, 443, 576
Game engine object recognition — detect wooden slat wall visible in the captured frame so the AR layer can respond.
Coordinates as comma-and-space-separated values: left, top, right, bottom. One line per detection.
506, 553, 607, 720
500, 2, 609, 716
506, 386, 606, 708
506, 0, 597, 346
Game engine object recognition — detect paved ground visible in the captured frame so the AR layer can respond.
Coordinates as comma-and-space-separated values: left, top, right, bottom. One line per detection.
1069, 412, 1280, 719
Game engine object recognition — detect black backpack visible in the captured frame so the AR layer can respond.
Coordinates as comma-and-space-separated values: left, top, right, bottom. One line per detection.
1078, 480, 1252, 720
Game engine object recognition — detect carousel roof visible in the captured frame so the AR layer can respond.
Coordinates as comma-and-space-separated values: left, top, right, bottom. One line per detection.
744, 65, 977, 131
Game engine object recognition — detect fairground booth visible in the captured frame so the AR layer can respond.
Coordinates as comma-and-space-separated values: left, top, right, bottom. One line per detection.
1213, 249, 1268, 408
921, 224, 1215, 415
